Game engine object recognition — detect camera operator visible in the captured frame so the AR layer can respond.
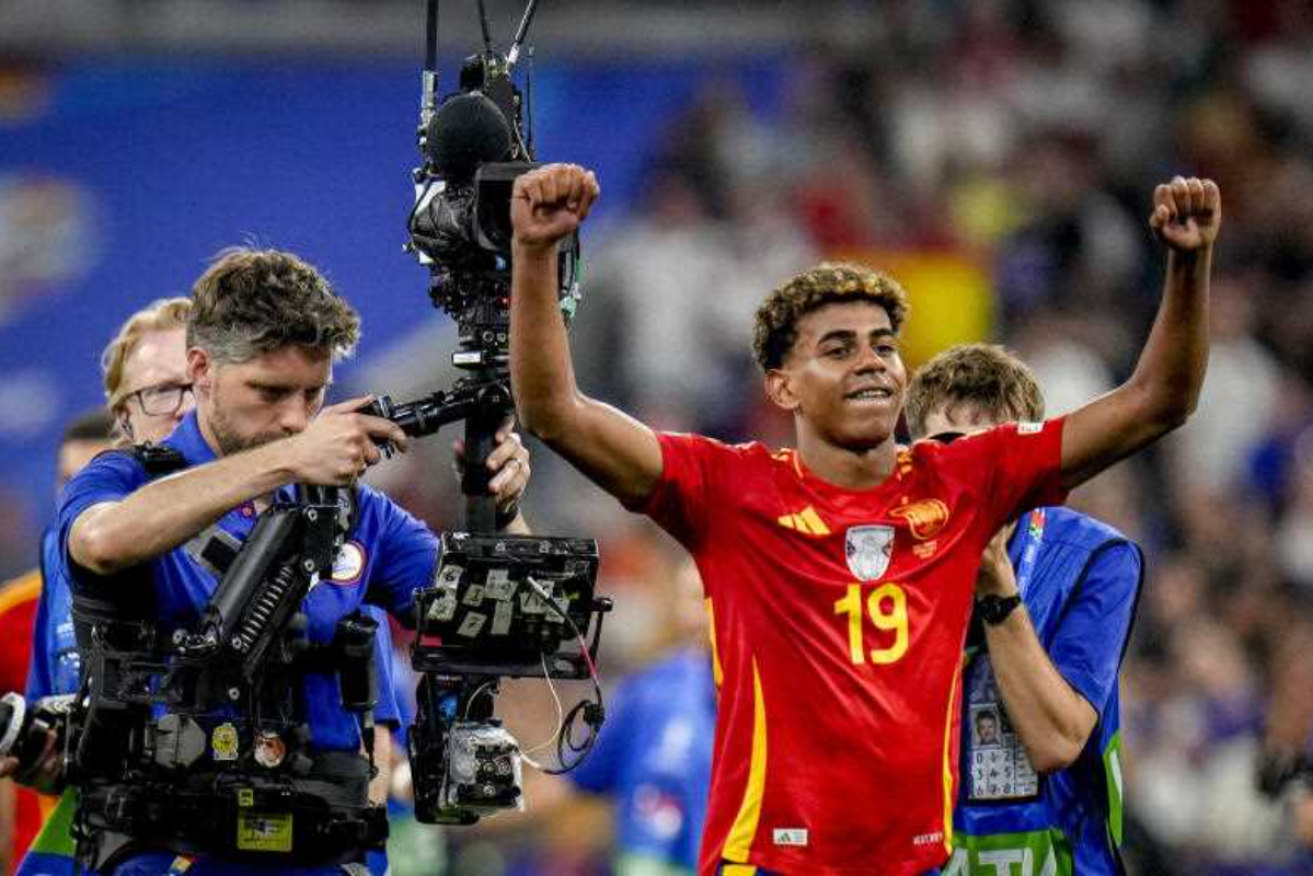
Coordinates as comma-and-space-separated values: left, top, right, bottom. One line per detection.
18, 296, 410, 876
54, 247, 531, 874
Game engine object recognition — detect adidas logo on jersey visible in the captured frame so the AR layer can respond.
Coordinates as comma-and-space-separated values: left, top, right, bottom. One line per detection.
777, 506, 831, 536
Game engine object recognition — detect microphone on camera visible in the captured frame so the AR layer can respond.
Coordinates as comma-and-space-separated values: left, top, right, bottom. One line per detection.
425, 92, 512, 184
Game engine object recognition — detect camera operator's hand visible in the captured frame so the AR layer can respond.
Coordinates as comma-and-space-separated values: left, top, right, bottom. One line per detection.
9, 728, 63, 794
282, 397, 410, 485
511, 163, 599, 252
975, 523, 1019, 599
452, 422, 532, 520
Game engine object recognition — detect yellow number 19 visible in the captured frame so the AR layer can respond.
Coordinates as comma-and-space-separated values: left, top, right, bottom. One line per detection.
833, 582, 909, 665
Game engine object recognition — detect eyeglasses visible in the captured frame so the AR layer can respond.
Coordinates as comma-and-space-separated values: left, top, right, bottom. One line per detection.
124, 382, 194, 416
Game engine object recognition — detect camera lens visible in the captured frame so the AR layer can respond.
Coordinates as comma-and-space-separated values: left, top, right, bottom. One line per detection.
0, 692, 53, 775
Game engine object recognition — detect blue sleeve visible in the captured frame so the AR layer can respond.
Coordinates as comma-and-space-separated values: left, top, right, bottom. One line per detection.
1047, 542, 1142, 718
24, 532, 58, 700
358, 487, 439, 621
367, 606, 401, 726
55, 452, 147, 590
568, 673, 639, 795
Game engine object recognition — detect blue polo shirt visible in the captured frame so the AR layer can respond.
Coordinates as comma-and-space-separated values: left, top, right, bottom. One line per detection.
54, 410, 435, 752
569, 646, 716, 874
26, 526, 80, 700
950, 507, 1143, 875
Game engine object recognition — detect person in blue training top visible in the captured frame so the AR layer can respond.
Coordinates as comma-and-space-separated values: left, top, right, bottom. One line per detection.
28, 297, 198, 707
905, 344, 1143, 876
19, 298, 402, 876
53, 248, 534, 876
568, 557, 716, 876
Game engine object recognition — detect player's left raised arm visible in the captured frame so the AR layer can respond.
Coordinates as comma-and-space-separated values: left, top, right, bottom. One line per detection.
1060, 177, 1221, 490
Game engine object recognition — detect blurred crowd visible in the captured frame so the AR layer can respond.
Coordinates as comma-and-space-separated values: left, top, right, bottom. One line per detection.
8, 0, 1313, 873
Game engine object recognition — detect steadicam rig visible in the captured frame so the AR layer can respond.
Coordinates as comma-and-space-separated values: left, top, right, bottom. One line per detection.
365, 0, 610, 826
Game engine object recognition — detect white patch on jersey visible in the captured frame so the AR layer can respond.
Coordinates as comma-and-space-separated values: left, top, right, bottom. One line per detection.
773, 828, 808, 847
1017, 421, 1044, 434
845, 525, 894, 581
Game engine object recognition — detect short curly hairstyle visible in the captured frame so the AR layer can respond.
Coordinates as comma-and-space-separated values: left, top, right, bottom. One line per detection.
752, 262, 910, 371
188, 247, 361, 365
904, 343, 1044, 438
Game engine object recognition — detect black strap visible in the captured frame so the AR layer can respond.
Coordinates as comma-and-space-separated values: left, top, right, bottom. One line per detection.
130, 442, 187, 476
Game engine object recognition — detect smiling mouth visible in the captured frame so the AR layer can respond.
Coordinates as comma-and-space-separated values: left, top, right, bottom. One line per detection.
844, 387, 895, 401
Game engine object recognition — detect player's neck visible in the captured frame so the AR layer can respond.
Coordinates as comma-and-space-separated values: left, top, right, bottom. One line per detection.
795, 432, 898, 491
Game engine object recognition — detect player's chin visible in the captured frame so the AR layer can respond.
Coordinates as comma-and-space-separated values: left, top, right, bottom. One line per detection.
834, 410, 898, 448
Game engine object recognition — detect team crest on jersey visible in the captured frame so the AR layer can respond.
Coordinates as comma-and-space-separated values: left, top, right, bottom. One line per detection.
845, 525, 894, 581
890, 498, 950, 540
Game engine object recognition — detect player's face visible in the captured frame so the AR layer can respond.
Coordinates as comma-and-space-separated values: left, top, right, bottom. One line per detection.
774, 301, 906, 449
116, 327, 193, 443
919, 404, 1001, 441
192, 344, 331, 456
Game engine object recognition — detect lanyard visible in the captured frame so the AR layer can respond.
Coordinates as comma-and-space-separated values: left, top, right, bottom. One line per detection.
1011, 508, 1046, 597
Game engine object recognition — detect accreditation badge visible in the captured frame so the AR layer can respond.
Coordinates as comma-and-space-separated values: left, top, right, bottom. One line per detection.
964, 653, 1040, 802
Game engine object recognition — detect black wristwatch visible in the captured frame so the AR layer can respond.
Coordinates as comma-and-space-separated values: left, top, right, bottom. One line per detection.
978, 593, 1023, 626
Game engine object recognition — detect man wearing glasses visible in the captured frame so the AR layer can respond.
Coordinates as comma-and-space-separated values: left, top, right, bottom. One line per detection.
102, 297, 195, 444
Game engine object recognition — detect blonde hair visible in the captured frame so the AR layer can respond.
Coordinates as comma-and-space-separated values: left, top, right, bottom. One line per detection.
905, 343, 1045, 438
102, 297, 192, 410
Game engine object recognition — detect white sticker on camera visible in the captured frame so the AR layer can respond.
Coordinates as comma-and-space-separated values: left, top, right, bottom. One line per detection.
457, 612, 487, 638
427, 589, 458, 623
492, 600, 514, 636
485, 569, 516, 601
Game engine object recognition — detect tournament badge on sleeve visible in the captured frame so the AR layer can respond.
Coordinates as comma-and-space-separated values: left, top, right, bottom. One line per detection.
846, 525, 895, 581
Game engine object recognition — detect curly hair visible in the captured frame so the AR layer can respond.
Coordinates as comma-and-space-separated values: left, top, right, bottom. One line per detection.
752, 262, 910, 371
102, 297, 192, 408
904, 343, 1044, 438
188, 247, 361, 364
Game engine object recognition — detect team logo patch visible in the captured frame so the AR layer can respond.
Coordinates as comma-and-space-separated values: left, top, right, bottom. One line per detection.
890, 498, 950, 540
330, 541, 366, 585
845, 525, 894, 581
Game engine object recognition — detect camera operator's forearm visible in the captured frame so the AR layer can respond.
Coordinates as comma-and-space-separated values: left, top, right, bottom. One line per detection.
368, 731, 391, 806
984, 609, 1098, 773
70, 440, 296, 575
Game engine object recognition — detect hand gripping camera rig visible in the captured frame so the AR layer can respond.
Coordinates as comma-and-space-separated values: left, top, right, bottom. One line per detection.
363, 0, 610, 826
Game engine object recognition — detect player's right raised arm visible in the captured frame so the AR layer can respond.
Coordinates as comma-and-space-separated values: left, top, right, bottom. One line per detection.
509, 164, 664, 509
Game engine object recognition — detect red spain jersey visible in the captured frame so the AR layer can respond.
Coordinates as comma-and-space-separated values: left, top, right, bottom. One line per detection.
638, 419, 1067, 875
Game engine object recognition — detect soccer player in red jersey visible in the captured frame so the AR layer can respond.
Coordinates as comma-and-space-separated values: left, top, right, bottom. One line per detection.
508, 166, 1219, 875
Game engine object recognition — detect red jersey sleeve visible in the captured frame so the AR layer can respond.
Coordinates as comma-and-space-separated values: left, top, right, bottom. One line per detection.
631, 431, 729, 550
947, 417, 1068, 532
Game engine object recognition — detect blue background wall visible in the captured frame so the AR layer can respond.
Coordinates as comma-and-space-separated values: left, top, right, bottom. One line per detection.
0, 56, 786, 558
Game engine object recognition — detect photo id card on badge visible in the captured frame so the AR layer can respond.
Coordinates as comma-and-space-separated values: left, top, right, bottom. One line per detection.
965, 654, 1040, 802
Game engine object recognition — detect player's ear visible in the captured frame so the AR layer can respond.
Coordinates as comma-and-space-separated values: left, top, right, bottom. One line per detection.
765, 368, 800, 413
